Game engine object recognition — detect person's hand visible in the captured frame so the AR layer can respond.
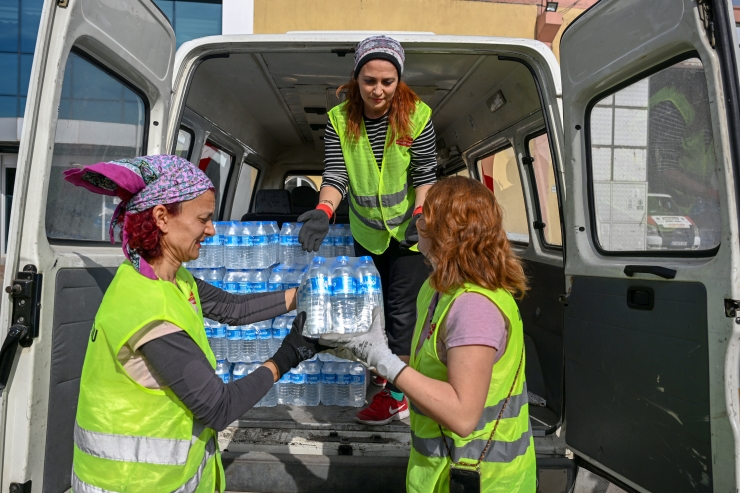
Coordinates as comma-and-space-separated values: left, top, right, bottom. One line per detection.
269, 312, 328, 378
297, 209, 330, 252
399, 214, 421, 250
320, 307, 407, 384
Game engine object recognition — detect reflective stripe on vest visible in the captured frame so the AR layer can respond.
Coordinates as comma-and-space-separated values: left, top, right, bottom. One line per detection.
72, 437, 217, 493
74, 420, 205, 466
347, 196, 414, 230
409, 384, 529, 432
411, 423, 533, 463
351, 180, 410, 209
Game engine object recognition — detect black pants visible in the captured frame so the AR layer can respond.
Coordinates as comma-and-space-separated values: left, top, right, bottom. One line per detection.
354, 238, 431, 393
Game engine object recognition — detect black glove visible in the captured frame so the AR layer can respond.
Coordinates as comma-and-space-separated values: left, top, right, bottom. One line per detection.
399, 214, 421, 250
297, 209, 330, 252
269, 312, 327, 378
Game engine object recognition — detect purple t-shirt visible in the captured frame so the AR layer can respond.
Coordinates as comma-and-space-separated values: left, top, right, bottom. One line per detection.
415, 292, 508, 366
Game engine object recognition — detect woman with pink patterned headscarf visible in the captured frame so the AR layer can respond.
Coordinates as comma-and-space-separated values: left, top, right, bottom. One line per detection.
65, 155, 323, 492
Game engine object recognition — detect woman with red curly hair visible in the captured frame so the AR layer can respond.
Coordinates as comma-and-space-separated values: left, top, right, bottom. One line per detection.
324, 177, 536, 492
298, 35, 438, 424
63, 155, 322, 493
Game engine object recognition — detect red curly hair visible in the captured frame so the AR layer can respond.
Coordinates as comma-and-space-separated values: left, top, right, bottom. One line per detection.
336, 77, 420, 145
117, 203, 181, 262
420, 177, 528, 299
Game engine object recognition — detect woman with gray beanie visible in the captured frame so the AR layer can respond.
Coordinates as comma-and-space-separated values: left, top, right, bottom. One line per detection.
297, 35, 437, 425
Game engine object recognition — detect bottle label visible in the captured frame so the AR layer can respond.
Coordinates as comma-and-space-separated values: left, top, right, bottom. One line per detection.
256, 329, 271, 340
284, 282, 300, 289
204, 327, 213, 338
238, 281, 251, 294
280, 236, 292, 245
239, 235, 252, 246
347, 236, 355, 245
279, 374, 292, 383
307, 374, 320, 385
322, 374, 337, 384
216, 234, 225, 245
249, 282, 267, 292
333, 236, 347, 246
218, 373, 231, 384
291, 373, 307, 384
307, 277, 331, 293
268, 282, 283, 292
271, 234, 279, 244
241, 329, 257, 341
212, 325, 227, 338
340, 374, 353, 385
233, 373, 245, 381
359, 275, 382, 293
208, 280, 224, 289
272, 328, 290, 338
224, 281, 239, 293
251, 235, 268, 245
227, 329, 241, 340
224, 236, 239, 246
351, 374, 365, 385
202, 236, 218, 245
332, 277, 356, 294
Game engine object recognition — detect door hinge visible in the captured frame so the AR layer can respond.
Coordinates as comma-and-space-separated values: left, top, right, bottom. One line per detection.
533, 220, 546, 230
558, 293, 569, 305
0, 265, 42, 393
697, 0, 716, 48
57, 0, 69, 7
724, 299, 740, 318
9, 480, 32, 493
522, 156, 534, 165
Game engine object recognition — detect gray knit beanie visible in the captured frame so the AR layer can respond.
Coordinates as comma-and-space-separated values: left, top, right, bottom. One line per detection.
353, 35, 405, 80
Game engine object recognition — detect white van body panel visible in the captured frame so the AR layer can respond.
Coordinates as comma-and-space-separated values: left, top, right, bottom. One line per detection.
0, 0, 175, 489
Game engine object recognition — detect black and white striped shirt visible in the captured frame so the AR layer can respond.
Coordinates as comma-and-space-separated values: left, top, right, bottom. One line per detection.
322, 113, 438, 198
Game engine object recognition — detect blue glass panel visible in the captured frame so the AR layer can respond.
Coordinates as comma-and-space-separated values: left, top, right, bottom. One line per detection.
0, 96, 18, 117
0, 1, 19, 52
174, 1, 221, 48
58, 97, 71, 119
20, 0, 42, 53
123, 101, 145, 125
0, 53, 18, 96
153, 0, 174, 23
19, 53, 32, 96
19, 95, 26, 116
69, 99, 123, 124
71, 55, 124, 101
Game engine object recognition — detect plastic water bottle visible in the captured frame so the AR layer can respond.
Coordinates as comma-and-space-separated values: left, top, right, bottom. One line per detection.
279, 223, 295, 266
250, 269, 269, 293
349, 363, 366, 407
232, 362, 248, 381
223, 221, 241, 269
199, 234, 219, 268
278, 372, 293, 405
268, 266, 284, 292
330, 257, 357, 333
212, 221, 226, 267
267, 221, 279, 265
256, 320, 273, 361
321, 362, 337, 406
305, 360, 322, 406
215, 360, 231, 384
318, 233, 334, 258
242, 323, 258, 363
347, 231, 355, 257
271, 315, 290, 354
299, 257, 331, 335
227, 324, 242, 363
207, 318, 227, 360
204, 268, 224, 290
356, 256, 383, 333
291, 363, 307, 406
333, 225, 348, 257
260, 376, 279, 407
251, 222, 270, 268
223, 269, 241, 294
335, 362, 351, 406
239, 222, 253, 269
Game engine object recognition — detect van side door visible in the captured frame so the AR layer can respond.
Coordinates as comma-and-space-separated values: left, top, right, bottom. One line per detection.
560, 0, 740, 491
0, 0, 175, 490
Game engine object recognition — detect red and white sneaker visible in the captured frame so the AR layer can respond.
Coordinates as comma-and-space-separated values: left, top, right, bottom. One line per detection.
372, 375, 387, 387
355, 390, 410, 425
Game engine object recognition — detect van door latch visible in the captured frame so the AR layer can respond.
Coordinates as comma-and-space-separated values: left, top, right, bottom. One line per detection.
697, 0, 716, 48
0, 265, 42, 392
724, 299, 740, 318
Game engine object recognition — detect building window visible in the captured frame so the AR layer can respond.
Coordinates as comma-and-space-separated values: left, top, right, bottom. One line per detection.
153, 0, 222, 49
0, 0, 42, 118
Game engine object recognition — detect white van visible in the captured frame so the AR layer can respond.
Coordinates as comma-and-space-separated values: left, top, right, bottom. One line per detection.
2, 0, 740, 491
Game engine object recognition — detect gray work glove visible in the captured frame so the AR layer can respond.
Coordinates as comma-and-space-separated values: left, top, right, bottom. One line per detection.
319, 307, 407, 384
399, 214, 421, 250
270, 312, 328, 378
297, 209, 330, 252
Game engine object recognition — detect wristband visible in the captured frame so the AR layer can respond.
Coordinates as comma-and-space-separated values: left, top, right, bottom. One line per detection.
413, 206, 423, 216
316, 203, 333, 219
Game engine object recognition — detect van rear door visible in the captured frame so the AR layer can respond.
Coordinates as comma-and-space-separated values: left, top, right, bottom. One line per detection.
559, 0, 740, 491
0, 0, 175, 490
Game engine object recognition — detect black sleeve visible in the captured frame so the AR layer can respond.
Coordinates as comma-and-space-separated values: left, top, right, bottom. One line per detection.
140, 331, 275, 432
321, 120, 349, 198
409, 119, 438, 188
196, 278, 288, 325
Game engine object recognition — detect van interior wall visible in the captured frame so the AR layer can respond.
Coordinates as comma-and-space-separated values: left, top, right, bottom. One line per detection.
183, 49, 563, 425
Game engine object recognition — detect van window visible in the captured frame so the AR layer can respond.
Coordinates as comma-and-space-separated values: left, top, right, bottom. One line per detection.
45, 50, 147, 242
231, 162, 260, 220
199, 140, 234, 218
476, 146, 529, 244
175, 126, 194, 160
526, 133, 562, 247
285, 174, 322, 192
589, 57, 720, 252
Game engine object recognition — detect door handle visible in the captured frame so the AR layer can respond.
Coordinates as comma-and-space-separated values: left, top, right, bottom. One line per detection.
0, 325, 29, 392
627, 286, 654, 311
623, 265, 676, 279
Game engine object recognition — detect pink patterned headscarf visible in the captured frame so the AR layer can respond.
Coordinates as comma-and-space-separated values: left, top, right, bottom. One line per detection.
63, 155, 214, 280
